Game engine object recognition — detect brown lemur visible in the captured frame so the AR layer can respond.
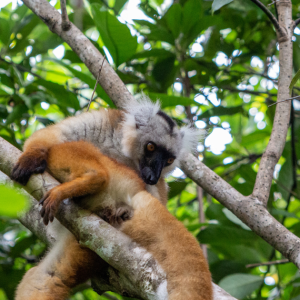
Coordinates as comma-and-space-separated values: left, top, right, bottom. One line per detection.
15, 140, 212, 300
11, 97, 200, 205
13, 100, 212, 300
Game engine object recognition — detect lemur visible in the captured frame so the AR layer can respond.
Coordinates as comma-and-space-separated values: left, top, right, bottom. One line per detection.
11, 97, 199, 205
15, 140, 212, 300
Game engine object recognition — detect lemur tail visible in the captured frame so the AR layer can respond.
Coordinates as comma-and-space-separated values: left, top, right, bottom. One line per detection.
122, 191, 213, 300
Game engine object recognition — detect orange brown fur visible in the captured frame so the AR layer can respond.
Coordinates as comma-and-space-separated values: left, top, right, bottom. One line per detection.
16, 141, 212, 300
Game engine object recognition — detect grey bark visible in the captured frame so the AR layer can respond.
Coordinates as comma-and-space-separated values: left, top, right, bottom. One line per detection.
252, 0, 293, 206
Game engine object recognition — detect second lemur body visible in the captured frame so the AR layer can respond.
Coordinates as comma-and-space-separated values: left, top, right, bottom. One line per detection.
16, 141, 212, 300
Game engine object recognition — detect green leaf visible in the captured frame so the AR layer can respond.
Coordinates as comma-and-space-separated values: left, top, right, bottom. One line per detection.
148, 93, 195, 108
212, 0, 234, 14
219, 273, 263, 299
91, 4, 137, 66
222, 208, 251, 230
290, 68, 300, 94
132, 49, 173, 59
169, 181, 188, 199
182, 0, 202, 34
34, 78, 80, 110
199, 105, 244, 118
46, 58, 114, 107
113, 0, 127, 13
165, 4, 182, 39
0, 185, 28, 218
6, 104, 28, 125
10, 235, 37, 257
0, 18, 11, 45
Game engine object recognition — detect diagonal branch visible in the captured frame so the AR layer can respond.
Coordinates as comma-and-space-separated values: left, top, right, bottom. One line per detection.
248, 0, 288, 41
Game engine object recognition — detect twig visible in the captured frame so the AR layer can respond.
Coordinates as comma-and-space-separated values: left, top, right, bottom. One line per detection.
246, 259, 289, 268
60, 0, 71, 31
268, 95, 300, 107
248, 0, 287, 41
0, 57, 42, 79
86, 57, 105, 112
294, 18, 300, 29
273, 179, 300, 200
268, 0, 279, 6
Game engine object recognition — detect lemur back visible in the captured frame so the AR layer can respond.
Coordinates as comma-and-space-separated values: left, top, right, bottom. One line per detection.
16, 141, 212, 300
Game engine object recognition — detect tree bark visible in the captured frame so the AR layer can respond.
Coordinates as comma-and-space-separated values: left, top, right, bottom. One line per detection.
252, 0, 293, 206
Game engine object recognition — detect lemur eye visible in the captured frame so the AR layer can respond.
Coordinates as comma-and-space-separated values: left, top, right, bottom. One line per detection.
147, 143, 155, 152
167, 158, 175, 164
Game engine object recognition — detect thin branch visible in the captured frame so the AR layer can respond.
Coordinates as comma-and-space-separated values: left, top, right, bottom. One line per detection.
248, 0, 288, 41
60, 0, 71, 31
197, 84, 277, 97
246, 259, 289, 268
294, 18, 300, 29
87, 57, 105, 112
0, 57, 42, 79
268, 95, 300, 107
273, 179, 300, 200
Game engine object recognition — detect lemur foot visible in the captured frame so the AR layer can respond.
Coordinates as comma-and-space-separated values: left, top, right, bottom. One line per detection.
100, 206, 133, 228
39, 189, 61, 225
11, 149, 48, 185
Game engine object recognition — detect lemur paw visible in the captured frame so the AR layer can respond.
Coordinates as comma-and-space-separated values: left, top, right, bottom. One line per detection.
39, 189, 61, 225
100, 206, 133, 228
11, 150, 48, 185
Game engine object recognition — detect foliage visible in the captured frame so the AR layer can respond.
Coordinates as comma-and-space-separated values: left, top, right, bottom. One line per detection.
1, 0, 300, 299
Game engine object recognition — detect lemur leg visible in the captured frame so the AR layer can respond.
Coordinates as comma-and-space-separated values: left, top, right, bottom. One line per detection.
11, 127, 61, 185
15, 231, 105, 300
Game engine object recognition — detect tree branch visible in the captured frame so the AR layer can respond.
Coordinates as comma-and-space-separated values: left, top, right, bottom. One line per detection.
180, 154, 300, 269
248, 0, 288, 42
60, 0, 71, 31
0, 138, 236, 300
22, 0, 135, 109
293, 18, 300, 29
252, 0, 293, 206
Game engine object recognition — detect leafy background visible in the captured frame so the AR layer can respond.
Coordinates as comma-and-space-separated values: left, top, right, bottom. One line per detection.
0, 0, 300, 299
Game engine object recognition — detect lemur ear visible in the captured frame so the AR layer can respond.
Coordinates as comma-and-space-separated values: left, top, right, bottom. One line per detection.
179, 126, 206, 153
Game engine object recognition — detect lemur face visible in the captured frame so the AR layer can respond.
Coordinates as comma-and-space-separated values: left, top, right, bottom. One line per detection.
139, 141, 176, 185
121, 97, 201, 185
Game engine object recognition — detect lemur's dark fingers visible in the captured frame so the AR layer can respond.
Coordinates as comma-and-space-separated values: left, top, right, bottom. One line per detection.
43, 205, 51, 225
49, 211, 55, 223
39, 195, 47, 205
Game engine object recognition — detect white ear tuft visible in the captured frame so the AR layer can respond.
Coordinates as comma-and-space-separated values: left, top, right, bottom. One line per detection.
123, 94, 161, 126
180, 126, 206, 153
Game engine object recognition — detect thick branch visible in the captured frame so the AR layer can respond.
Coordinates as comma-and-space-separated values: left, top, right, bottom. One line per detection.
0, 137, 236, 300
252, 0, 293, 206
249, 0, 288, 41
21, 0, 135, 109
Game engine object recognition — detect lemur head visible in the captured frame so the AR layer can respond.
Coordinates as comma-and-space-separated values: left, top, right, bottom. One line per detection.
121, 96, 202, 185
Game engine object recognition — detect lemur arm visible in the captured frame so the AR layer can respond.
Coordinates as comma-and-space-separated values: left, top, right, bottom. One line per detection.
11, 109, 116, 185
